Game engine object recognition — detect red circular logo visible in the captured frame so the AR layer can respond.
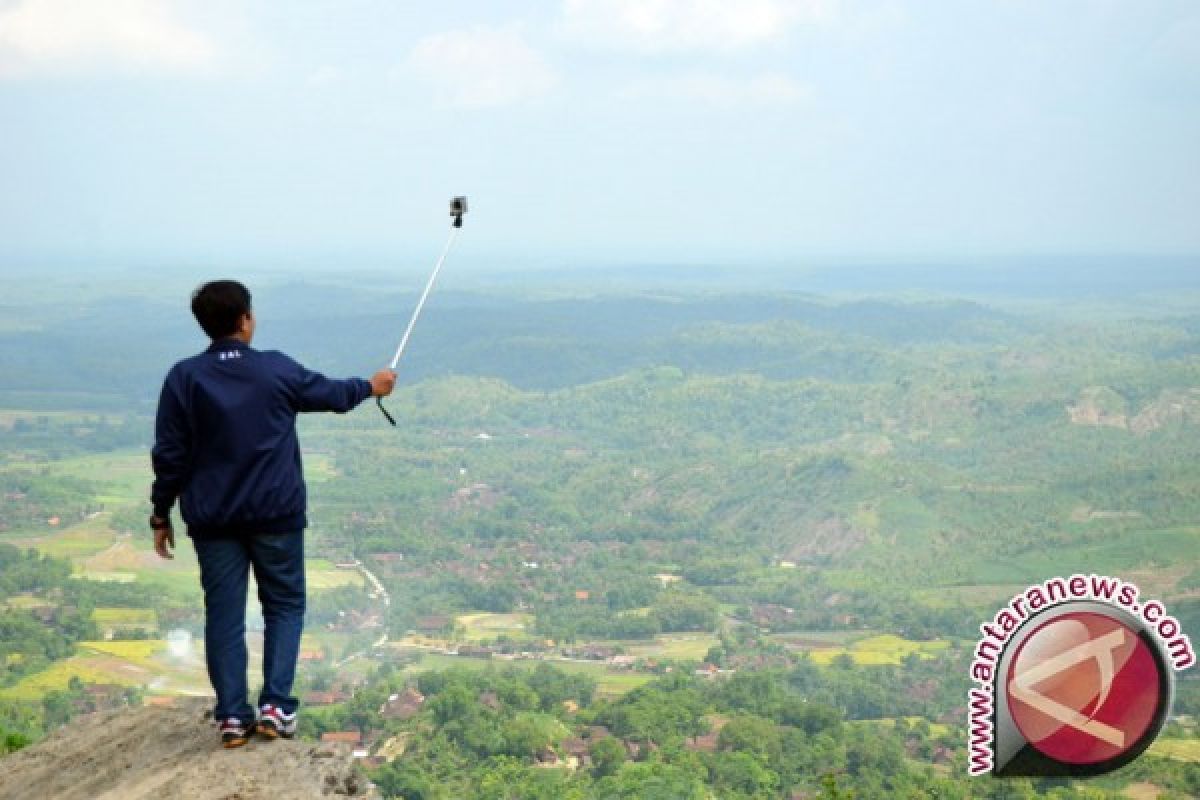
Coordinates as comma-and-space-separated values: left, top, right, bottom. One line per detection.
1006, 611, 1163, 765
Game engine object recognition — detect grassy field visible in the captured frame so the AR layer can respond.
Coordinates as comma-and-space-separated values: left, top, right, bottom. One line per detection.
11, 515, 116, 559
307, 559, 366, 590
1150, 738, 1200, 763
12, 514, 361, 598
455, 612, 534, 642
48, 451, 149, 508
83, 536, 156, 572
866, 716, 951, 738
623, 633, 719, 661
768, 630, 867, 646
92, 607, 157, 625
965, 526, 1200, 585
806, 634, 951, 666
401, 653, 654, 698
92, 607, 157, 632
3, 594, 54, 610
912, 583, 1030, 609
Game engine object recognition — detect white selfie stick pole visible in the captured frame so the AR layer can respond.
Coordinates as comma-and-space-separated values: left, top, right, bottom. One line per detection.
377, 197, 467, 426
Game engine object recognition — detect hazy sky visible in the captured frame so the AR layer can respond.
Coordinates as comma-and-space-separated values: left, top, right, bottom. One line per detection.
1, 1, 1197, 269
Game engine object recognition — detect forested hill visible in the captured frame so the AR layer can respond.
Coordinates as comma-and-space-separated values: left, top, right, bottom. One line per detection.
3, 277, 1197, 614
0, 283, 1049, 404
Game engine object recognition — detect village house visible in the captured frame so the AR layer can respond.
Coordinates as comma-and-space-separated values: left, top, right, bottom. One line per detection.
684, 732, 720, 753
379, 687, 425, 720
306, 689, 350, 707
750, 603, 796, 629
533, 745, 560, 767
412, 614, 452, 634
623, 740, 658, 760
456, 644, 494, 659
566, 644, 615, 661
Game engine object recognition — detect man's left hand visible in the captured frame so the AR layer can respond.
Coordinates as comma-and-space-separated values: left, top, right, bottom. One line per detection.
151, 517, 175, 560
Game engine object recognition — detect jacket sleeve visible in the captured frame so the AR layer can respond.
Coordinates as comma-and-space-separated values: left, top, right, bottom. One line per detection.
150, 371, 192, 518
283, 355, 373, 414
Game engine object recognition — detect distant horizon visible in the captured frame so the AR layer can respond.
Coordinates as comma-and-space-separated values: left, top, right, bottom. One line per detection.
2, 250, 1197, 306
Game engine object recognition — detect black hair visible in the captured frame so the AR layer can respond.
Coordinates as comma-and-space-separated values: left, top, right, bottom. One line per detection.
191, 280, 252, 340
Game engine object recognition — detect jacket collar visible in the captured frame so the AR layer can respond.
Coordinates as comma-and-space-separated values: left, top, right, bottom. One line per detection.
206, 337, 251, 353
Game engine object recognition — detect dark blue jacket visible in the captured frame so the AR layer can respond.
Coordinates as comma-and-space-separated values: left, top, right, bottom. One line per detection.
151, 338, 372, 538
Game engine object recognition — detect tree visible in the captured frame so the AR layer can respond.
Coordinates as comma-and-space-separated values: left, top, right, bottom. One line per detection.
428, 684, 476, 727
820, 773, 855, 800
475, 756, 585, 800
594, 761, 708, 800
780, 698, 841, 736
707, 750, 779, 798
41, 690, 73, 728
717, 714, 782, 764
590, 735, 626, 778
502, 712, 562, 758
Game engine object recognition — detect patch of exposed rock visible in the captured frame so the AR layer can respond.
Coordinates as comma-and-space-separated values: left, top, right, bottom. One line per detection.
0, 699, 378, 800
1067, 387, 1200, 434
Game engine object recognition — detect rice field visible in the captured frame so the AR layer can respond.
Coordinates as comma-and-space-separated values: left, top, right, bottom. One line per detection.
80, 640, 165, 669
307, 559, 366, 590
806, 634, 951, 666
0, 654, 151, 699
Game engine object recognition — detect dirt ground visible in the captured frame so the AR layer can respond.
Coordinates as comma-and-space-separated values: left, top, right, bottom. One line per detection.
0, 700, 378, 800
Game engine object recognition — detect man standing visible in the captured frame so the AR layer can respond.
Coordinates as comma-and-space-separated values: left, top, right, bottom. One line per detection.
150, 280, 396, 748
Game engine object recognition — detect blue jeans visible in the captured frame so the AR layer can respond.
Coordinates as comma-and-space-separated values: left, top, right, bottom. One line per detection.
192, 531, 306, 724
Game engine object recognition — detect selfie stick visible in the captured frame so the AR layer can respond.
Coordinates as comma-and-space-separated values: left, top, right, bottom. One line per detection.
377, 197, 467, 426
